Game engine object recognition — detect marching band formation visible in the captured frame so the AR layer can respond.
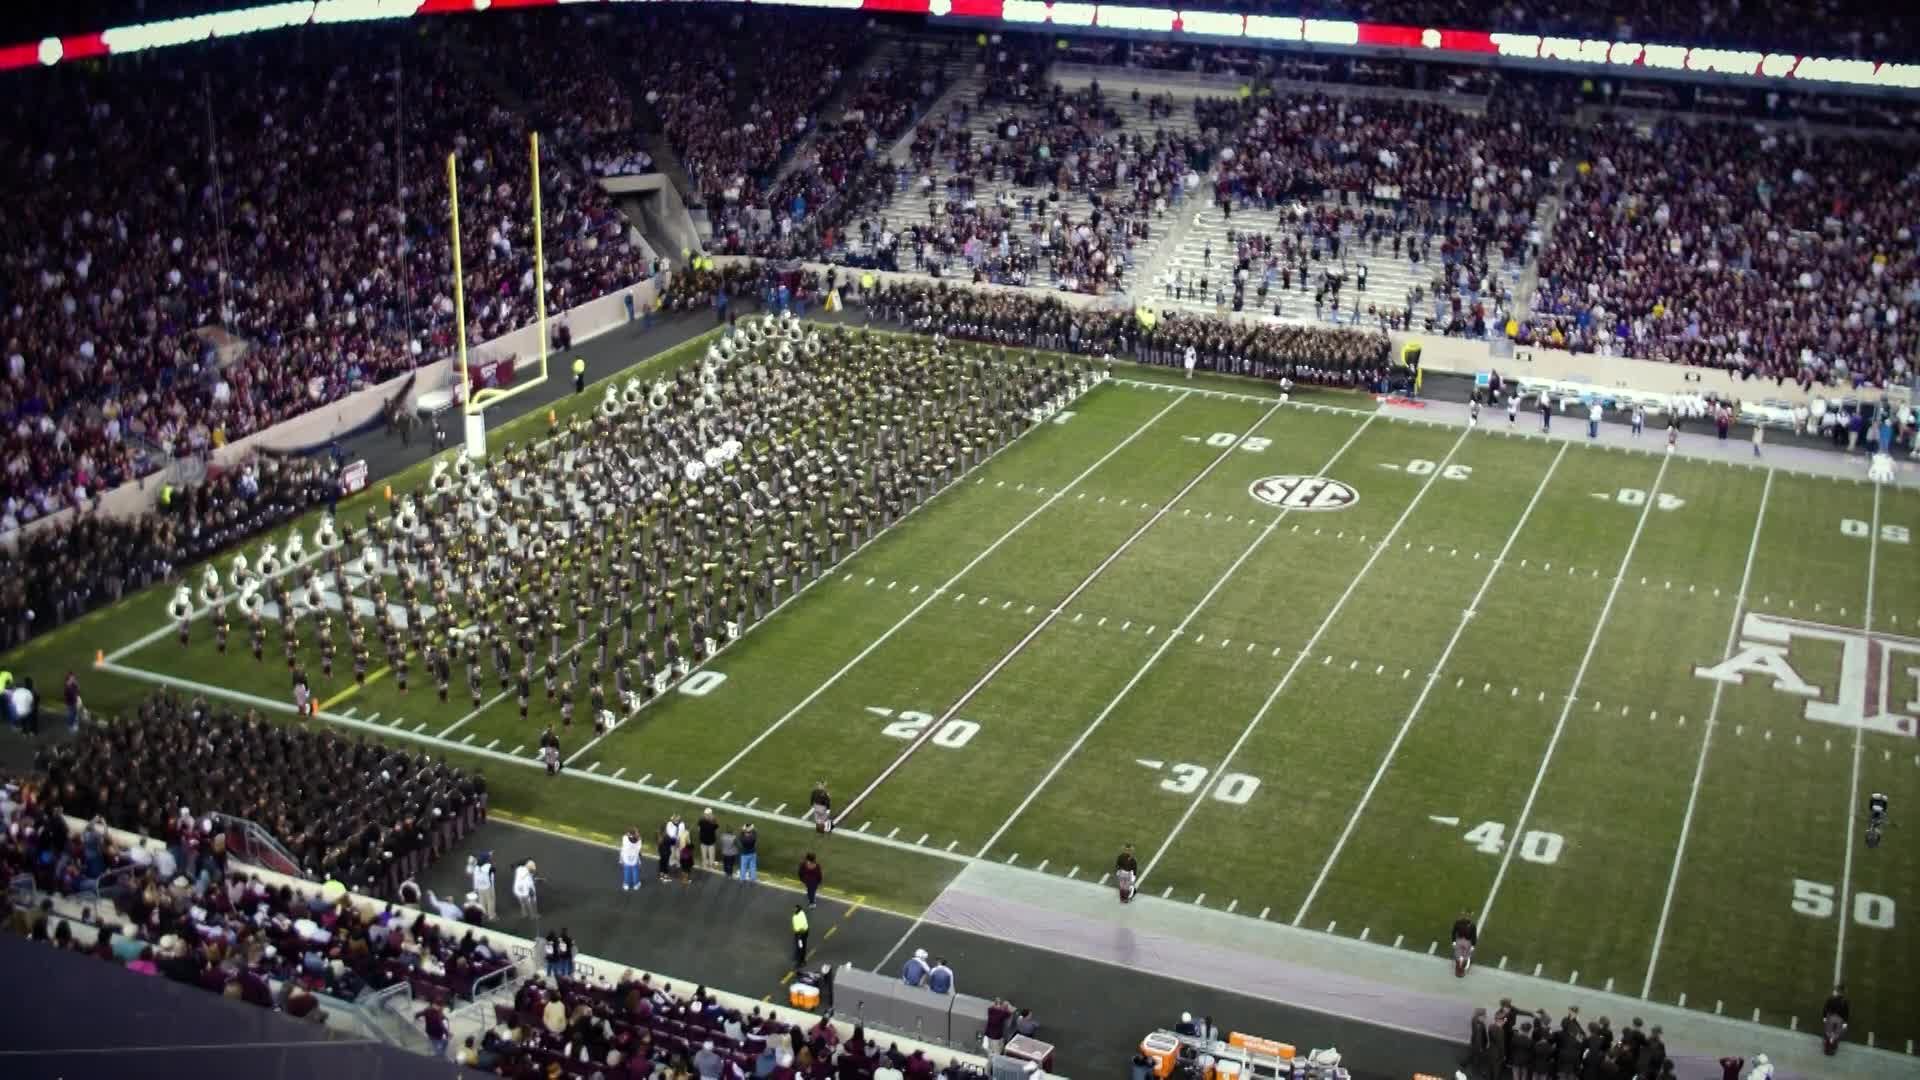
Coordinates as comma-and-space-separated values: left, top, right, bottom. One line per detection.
166, 314, 1099, 768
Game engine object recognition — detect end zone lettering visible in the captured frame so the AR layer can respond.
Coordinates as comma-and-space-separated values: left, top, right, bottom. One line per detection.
1249, 475, 1359, 511
1694, 611, 1920, 737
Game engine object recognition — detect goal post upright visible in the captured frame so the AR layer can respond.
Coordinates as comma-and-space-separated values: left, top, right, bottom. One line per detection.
454, 132, 552, 460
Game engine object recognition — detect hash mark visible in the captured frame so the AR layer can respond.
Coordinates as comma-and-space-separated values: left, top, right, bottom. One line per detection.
612, 767, 626, 779
1161, 885, 1174, 898
1006, 853, 1019, 865
1068, 866, 1079, 879
772, 802, 786, 814
1533, 963, 1543, 977
510, 744, 524, 756
1392, 934, 1404, 948
1098, 872, 1109, 885
1427, 942, 1438, 955
946, 840, 958, 852
485, 739, 499, 750
885, 826, 898, 839
1194, 892, 1207, 905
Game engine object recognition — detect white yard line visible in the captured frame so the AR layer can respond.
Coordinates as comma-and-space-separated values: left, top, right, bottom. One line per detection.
1292, 442, 1569, 926
1834, 483, 1880, 988
975, 411, 1379, 856
837, 397, 1285, 823
1478, 452, 1674, 930
689, 391, 1195, 795
1640, 469, 1773, 997
1139, 423, 1476, 883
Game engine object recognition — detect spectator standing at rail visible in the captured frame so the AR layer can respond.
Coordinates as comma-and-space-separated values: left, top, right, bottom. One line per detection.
513, 858, 540, 920
621, 826, 644, 890
739, 822, 759, 881
798, 852, 824, 907
698, 808, 720, 871
470, 852, 497, 920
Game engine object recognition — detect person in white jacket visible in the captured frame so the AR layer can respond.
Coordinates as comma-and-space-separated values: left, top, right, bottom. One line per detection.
468, 854, 496, 920
620, 828, 644, 891
513, 859, 539, 920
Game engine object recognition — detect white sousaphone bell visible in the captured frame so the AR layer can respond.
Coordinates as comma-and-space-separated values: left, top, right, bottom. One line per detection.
198, 565, 223, 609
167, 585, 194, 623
393, 496, 420, 537
236, 577, 265, 617
601, 382, 626, 419
648, 379, 671, 412
255, 541, 282, 580
429, 459, 457, 496
283, 531, 306, 565
314, 516, 343, 551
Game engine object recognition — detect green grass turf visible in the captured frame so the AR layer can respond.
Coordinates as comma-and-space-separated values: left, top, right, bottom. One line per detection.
18, 326, 1920, 1051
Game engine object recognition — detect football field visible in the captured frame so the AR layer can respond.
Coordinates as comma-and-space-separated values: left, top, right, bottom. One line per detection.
85, 346, 1920, 1052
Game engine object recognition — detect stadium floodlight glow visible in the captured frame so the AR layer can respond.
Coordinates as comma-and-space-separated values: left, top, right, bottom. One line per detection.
3, 0, 1920, 93
1301, 19, 1358, 46
1243, 15, 1302, 41
310, 0, 426, 25
1176, 10, 1242, 37
1097, 5, 1174, 32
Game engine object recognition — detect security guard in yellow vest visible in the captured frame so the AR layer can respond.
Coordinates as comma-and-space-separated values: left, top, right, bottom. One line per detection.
572, 356, 586, 394
791, 905, 810, 965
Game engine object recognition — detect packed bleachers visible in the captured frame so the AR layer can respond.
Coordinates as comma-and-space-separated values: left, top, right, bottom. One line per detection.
0, 779, 512, 1012
36, 691, 489, 897
0, 27, 649, 522
1522, 116, 1920, 387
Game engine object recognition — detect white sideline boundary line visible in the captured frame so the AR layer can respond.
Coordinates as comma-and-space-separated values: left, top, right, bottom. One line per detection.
1106, 376, 1918, 489
1291, 442, 1569, 926
1640, 469, 1773, 997
1478, 452, 1674, 930
837, 397, 1286, 823
1834, 483, 1880, 988
975, 411, 1380, 856
552, 374, 1122, 769
1138, 422, 1477, 884
689, 391, 1196, 796
93, 657, 977, 867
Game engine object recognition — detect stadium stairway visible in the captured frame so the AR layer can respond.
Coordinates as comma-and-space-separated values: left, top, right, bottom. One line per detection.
852, 61, 1216, 293
763, 33, 909, 197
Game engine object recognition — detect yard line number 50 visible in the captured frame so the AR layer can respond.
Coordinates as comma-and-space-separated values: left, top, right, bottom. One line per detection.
1792, 879, 1897, 929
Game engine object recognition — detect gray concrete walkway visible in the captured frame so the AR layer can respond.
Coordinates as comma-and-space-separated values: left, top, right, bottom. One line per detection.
925, 862, 1901, 1080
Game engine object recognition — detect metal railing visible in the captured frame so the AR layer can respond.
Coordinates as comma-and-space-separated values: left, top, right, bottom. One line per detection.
210, 812, 305, 879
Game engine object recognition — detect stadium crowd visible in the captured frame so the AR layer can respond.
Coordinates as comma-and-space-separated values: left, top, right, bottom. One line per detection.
484, 967, 990, 1079
1522, 117, 1919, 387
35, 691, 488, 898
0, 24, 648, 520
0, 776, 513, 1013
